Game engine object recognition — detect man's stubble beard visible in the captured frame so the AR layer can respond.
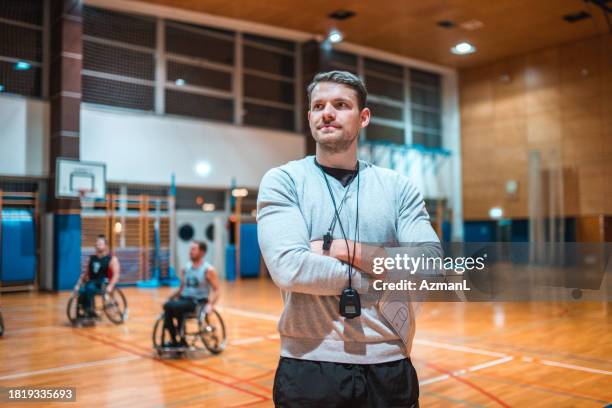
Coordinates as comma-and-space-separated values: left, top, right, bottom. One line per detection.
314, 131, 358, 154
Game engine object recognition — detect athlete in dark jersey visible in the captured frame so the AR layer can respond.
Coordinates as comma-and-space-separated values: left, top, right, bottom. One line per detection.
74, 235, 121, 318
88, 253, 112, 281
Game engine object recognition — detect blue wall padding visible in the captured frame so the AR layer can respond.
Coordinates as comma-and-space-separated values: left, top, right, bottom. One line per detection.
510, 219, 529, 242
0, 209, 36, 283
54, 214, 82, 290
464, 221, 497, 242
442, 221, 452, 242
240, 223, 260, 278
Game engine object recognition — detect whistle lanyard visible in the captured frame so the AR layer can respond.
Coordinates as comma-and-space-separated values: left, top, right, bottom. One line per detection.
316, 158, 360, 289
327, 183, 352, 237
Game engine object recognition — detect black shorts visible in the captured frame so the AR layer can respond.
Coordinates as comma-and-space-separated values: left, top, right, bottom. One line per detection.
273, 356, 419, 408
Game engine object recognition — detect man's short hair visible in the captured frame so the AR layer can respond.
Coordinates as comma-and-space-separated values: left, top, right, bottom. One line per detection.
194, 241, 207, 253
97, 235, 107, 244
307, 71, 368, 111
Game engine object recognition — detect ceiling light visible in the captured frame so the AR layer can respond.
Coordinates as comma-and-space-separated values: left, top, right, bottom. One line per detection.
437, 20, 455, 28
489, 207, 503, 220
563, 11, 590, 23
327, 29, 343, 44
459, 19, 484, 31
202, 203, 215, 212
15, 61, 31, 70
451, 42, 476, 55
328, 10, 356, 21
195, 161, 211, 177
231, 188, 248, 198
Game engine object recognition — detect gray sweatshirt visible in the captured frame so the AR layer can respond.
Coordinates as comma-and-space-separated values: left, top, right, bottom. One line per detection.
257, 155, 440, 364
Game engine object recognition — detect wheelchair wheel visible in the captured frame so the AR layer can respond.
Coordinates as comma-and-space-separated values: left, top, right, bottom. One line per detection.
66, 293, 80, 324
103, 289, 128, 324
0, 312, 4, 337
199, 309, 226, 354
152, 314, 166, 355
153, 314, 186, 357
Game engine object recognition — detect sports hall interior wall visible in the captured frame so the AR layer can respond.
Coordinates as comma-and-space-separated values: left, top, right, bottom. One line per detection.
460, 34, 612, 241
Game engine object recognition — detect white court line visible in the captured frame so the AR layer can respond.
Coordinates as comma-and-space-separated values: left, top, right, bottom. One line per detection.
2, 316, 40, 322
221, 307, 612, 378
414, 338, 508, 358
541, 359, 612, 376
419, 374, 450, 386
468, 356, 514, 372
229, 333, 280, 346
1, 326, 61, 335
0, 355, 141, 380
231, 336, 265, 346
221, 307, 279, 322
420, 356, 514, 386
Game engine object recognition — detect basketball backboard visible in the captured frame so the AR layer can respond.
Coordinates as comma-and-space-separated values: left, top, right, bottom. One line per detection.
55, 158, 106, 199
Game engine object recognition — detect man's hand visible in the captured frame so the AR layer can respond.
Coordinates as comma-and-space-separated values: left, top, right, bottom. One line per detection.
310, 239, 385, 279
310, 239, 356, 264
73, 277, 84, 294
310, 239, 329, 255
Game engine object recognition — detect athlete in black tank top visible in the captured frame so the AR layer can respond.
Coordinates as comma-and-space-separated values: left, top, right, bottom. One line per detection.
74, 236, 121, 318
88, 254, 112, 281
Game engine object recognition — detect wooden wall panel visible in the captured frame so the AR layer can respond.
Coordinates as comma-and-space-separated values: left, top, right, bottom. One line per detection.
576, 215, 603, 242
460, 35, 611, 222
81, 217, 108, 247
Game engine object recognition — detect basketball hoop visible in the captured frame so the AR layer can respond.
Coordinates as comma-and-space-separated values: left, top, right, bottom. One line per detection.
78, 188, 96, 212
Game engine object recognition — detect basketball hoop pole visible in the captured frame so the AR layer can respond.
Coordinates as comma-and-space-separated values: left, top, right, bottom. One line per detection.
161, 173, 180, 287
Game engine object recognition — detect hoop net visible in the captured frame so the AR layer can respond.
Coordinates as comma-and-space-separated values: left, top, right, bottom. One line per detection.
78, 188, 96, 212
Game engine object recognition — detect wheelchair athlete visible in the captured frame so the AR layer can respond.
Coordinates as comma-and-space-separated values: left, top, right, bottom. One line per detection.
162, 240, 220, 348
74, 235, 121, 318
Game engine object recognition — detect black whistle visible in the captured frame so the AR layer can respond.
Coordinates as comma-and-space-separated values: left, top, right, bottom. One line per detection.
323, 233, 333, 251
339, 288, 361, 319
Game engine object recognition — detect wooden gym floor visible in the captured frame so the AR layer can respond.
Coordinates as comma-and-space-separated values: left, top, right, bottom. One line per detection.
0, 278, 610, 407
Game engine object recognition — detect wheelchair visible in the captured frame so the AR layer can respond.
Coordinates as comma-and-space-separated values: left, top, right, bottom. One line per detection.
67, 280, 128, 326
152, 302, 226, 357
0, 311, 4, 337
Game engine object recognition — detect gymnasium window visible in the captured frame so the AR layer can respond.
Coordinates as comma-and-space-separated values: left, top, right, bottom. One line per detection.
410, 68, 442, 148
165, 89, 234, 123
242, 33, 296, 131
363, 57, 406, 144
0, 0, 43, 97
82, 6, 156, 111
164, 20, 235, 122
174, 187, 226, 211
167, 61, 231, 91
365, 123, 405, 145
76, 6, 444, 140
322, 49, 357, 74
